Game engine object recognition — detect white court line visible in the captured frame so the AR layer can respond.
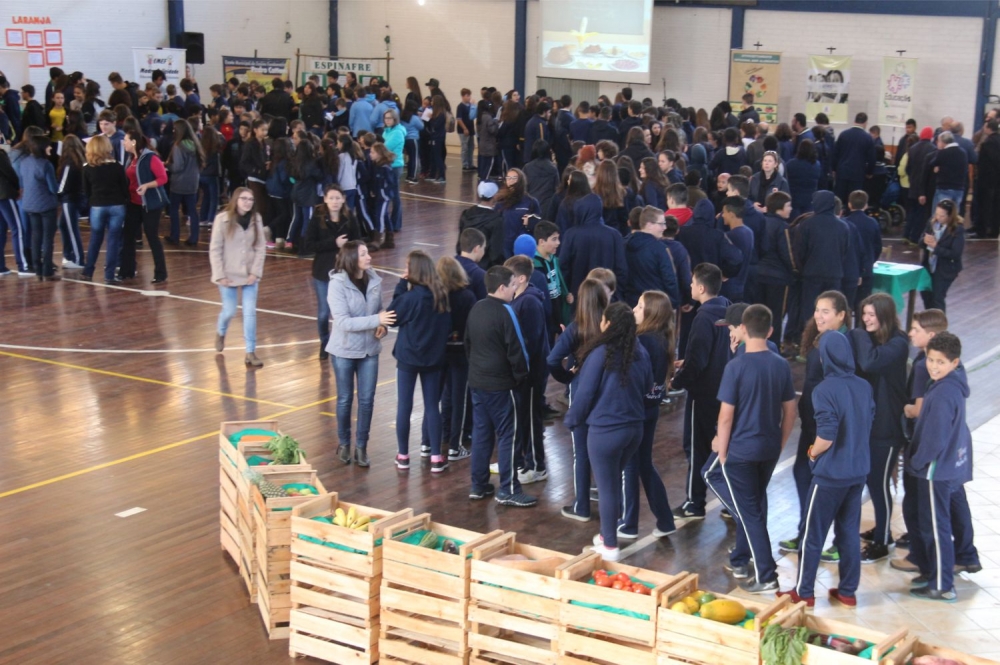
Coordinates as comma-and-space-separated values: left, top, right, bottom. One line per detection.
412, 242, 441, 247
400, 191, 474, 206
0, 340, 317, 354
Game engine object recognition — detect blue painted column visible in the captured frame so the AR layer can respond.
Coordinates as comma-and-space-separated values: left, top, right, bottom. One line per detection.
976, 1, 998, 130
730, 6, 745, 50
329, 0, 339, 58
167, 0, 184, 49
514, 0, 527, 95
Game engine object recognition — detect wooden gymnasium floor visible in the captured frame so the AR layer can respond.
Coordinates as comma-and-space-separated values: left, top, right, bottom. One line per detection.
2, 153, 1000, 663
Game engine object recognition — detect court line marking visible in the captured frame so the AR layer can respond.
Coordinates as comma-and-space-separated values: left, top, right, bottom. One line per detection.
0, 340, 317, 354
0, 379, 397, 500
400, 191, 472, 206
0, 350, 295, 408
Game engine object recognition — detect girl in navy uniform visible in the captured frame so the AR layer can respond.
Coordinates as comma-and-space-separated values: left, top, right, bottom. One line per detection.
850, 293, 909, 563
549, 278, 609, 521
287, 136, 323, 252
919, 199, 964, 312
565, 302, 653, 562
370, 142, 399, 250
496, 168, 542, 258
638, 157, 667, 210
618, 291, 677, 541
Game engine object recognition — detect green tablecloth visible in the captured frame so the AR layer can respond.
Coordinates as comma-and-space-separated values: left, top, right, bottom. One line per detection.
872, 262, 932, 312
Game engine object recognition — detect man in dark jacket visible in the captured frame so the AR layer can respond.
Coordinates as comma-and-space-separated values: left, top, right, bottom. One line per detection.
522, 102, 551, 165
926, 131, 968, 210
831, 112, 876, 205
465, 265, 535, 507
756, 192, 795, 345
459, 182, 506, 268
0, 77, 21, 139
738, 93, 760, 126
617, 99, 644, 148
975, 120, 1000, 238
551, 94, 574, 174
259, 78, 294, 121
559, 193, 628, 296
622, 206, 681, 307
587, 105, 618, 145
522, 140, 560, 218
795, 191, 848, 324
845, 190, 883, 309
904, 127, 937, 243
18, 85, 47, 136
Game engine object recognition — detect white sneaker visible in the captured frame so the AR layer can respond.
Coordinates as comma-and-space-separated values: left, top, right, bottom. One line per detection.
652, 527, 677, 538
17, 270, 34, 277
518, 469, 548, 484
589, 536, 622, 562
61, 259, 82, 269
0, 269, 11, 276
489, 462, 499, 474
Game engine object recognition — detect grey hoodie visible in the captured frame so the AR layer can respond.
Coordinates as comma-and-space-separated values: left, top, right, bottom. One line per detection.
326, 268, 384, 359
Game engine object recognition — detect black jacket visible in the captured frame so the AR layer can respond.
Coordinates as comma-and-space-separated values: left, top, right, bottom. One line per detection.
622, 231, 681, 307
240, 138, 268, 181
459, 204, 506, 267
756, 212, 795, 286
465, 296, 530, 391
920, 222, 964, 281
0, 149, 18, 200
587, 119, 619, 146
905, 139, 936, 200
305, 210, 361, 281
559, 194, 628, 296
622, 142, 654, 167
671, 295, 731, 399
795, 191, 848, 281
927, 144, 968, 192
850, 328, 909, 447
21, 100, 47, 135
259, 89, 294, 121
617, 116, 642, 148
300, 94, 326, 130
831, 125, 876, 182
523, 157, 560, 218
676, 199, 744, 279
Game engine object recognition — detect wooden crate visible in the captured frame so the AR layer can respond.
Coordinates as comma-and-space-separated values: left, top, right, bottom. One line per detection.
379, 513, 504, 665
249, 470, 327, 640
557, 551, 678, 665
219, 419, 280, 471
237, 492, 258, 602
767, 603, 907, 665
883, 635, 999, 665
287, 494, 414, 664
220, 463, 240, 564
655, 572, 791, 665
468, 533, 576, 665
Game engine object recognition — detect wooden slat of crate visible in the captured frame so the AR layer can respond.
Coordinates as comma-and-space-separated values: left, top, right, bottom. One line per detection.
468, 605, 558, 665
289, 605, 379, 663
378, 626, 470, 665
654, 571, 791, 665
290, 559, 380, 623
882, 635, 998, 665
770, 604, 907, 665
250, 473, 326, 590
256, 571, 291, 640
559, 628, 657, 665
220, 508, 240, 563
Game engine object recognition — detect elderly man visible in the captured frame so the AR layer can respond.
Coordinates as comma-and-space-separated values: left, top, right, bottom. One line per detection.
926, 131, 969, 211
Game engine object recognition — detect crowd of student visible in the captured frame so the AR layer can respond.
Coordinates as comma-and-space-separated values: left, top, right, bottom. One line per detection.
0, 69, 984, 605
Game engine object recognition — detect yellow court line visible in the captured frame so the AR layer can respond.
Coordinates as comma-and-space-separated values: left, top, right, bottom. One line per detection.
0, 350, 294, 408
0, 378, 395, 499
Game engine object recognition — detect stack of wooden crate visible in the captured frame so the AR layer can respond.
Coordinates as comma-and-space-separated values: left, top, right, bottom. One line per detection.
378, 513, 503, 665
287, 493, 412, 664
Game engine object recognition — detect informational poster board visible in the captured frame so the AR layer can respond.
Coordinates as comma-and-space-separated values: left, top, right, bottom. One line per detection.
806, 55, 851, 124
133, 47, 186, 86
298, 58, 384, 87
728, 50, 782, 125
0, 48, 30, 86
878, 57, 917, 127
222, 56, 290, 90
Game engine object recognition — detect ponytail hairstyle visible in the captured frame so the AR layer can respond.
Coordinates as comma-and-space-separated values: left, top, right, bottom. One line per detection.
636, 290, 676, 380
934, 198, 962, 234
405, 250, 450, 313
574, 277, 610, 350
577, 302, 638, 386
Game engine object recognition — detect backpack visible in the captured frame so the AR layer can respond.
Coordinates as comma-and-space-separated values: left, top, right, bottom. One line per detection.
445, 112, 456, 133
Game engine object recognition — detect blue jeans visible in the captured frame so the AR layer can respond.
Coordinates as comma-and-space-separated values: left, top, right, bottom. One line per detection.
390, 166, 403, 231
217, 282, 258, 352
59, 196, 85, 263
27, 208, 58, 277
933, 188, 963, 210
84, 204, 126, 281
169, 191, 200, 243
332, 354, 379, 448
396, 366, 443, 457
313, 278, 331, 349
199, 175, 220, 223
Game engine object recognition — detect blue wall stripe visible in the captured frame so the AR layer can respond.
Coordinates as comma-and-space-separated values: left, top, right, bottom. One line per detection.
514, 0, 527, 95
167, 0, 184, 50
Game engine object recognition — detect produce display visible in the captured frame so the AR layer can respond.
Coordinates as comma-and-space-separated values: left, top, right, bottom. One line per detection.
761, 622, 904, 663
332, 506, 371, 531
262, 433, 305, 465
242, 471, 318, 499
415, 530, 460, 554
667, 591, 751, 627
591, 569, 652, 595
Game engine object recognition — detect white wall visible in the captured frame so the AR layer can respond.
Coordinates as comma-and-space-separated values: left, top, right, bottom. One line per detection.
0, 1, 168, 93
744, 9, 982, 137
991, 19, 1000, 109
185, 0, 329, 82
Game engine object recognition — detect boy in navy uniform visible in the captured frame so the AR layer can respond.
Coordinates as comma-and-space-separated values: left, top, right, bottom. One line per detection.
720, 197, 754, 304
845, 191, 882, 314
465, 266, 536, 507
456, 228, 488, 301
670, 263, 732, 519
778, 331, 874, 608
505, 255, 552, 485
906, 332, 980, 602
714, 304, 797, 592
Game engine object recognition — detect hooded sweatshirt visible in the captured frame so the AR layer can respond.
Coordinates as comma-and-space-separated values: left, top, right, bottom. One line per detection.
756, 212, 795, 286
559, 194, 628, 296
564, 343, 652, 430
811, 332, 875, 487
511, 283, 552, 381
676, 199, 744, 279
349, 94, 376, 136
850, 327, 909, 447
667, 207, 693, 226
672, 295, 731, 399
907, 365, 973, 482
795, 190, 849, 281
623, 231, 681, 307
388, 281, 452, 371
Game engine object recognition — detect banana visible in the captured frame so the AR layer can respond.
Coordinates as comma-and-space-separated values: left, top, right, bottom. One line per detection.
347, 506, 357, 527
357, 522, 369, 532
334, 508, 347, 527
353, 515, 371, 530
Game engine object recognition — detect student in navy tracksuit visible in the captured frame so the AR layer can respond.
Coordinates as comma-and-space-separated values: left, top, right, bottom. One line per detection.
838, 196, 865, 313
831, 114, 876, 204
496, 168, 542, 258
756, 192, 796, 346
389, 251, 453, 473
675, 199, 743, 358
919, 199, 964, 313
725, 175, 766, 301
622, 206, 681, 308
850, 293, 909, 562
619, 291, 677, 540
715, 304, 796, 592
506, 256, 551, 483
456, 227, 488, 300
906, 332, 979, 602
796, 191, 849, 333
845, 190, 882, 314
719, 197, 754, 303
559, 193, 628, 297
565, 302, 653, 562
661, 215, 692, 310
550, 278, 609, 520
465, 265, 535, 507
778, 331, 874, 608
369, 142, 399, 249
669, 263, 732, 518
435, 256, 477, 461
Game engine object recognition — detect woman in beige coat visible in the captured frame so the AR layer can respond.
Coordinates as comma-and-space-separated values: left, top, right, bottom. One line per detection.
210, 187, 267, 368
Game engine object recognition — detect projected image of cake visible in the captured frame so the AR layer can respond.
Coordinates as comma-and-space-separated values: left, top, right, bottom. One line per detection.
538, 1, 653, 81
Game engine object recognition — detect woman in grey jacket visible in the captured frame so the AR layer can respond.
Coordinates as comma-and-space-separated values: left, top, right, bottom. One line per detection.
166, 119, 204, 246
327, 240, 396, 467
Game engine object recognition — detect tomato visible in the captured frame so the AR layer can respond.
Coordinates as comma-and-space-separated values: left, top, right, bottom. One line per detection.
613, 573, 631, 584
593, 570, 608, 578
612, 580, 626, 590
595, 576, 613, 587
632, 584, 651, 595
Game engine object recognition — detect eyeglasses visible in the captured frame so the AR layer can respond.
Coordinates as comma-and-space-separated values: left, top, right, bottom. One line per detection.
505, 175, 518, 181
238, 196, 255, 202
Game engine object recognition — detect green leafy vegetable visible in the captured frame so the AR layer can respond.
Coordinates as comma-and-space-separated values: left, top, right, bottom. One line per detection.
761, 623, 809, 665
263, 434, 304, 465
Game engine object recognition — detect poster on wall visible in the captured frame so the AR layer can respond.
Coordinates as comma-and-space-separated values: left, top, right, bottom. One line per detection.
878, 57, 917, 127
298, 58, 384, 87
806, 55, 851, 124
133, 47, 186, 86
728, 50, 781, 124
222, 56, 290, 90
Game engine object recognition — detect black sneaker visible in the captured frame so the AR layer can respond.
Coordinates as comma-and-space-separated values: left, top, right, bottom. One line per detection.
337, 444, 351, 464
495, 491, 537, 507
431, 458, 450, 473
672, 502, 706, 520
911, 573, 930, 588
541, 403, 560, 419
955, 562, 983, 574
448, 446, 471, 461
420, 444, 432, 458
895, 533, 910, 549
859, 528, 875, 541
561, 506, 591, 522
861, 542, 890, 564
909, 586, 957, 603
720, 508, 733, 520
724, 561, 751, 579
739, 578, 779, 594
469, 484, 495, 500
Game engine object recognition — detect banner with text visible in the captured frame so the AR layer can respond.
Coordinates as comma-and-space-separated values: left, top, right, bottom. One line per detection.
728, 50, 782, 124
878, 56, 917, 127
222, 56, 290, 91
805, 54, 851, 124
133, 48, 186, 87
298, 58, 385, 87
